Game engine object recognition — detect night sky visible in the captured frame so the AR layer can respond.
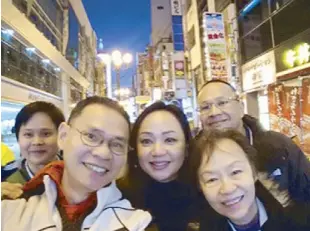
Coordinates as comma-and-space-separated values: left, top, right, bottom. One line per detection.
83, 0, 151, 88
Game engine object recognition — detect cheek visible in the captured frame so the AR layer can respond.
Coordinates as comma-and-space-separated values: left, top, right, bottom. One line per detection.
137, 146, 151, 161
201, 186, 219, 206
45, 136, 59, 148
18, 138, 30, 152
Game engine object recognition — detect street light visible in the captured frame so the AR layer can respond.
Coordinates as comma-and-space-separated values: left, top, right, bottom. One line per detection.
98, 50, 132, 100
111, 50, 132, 100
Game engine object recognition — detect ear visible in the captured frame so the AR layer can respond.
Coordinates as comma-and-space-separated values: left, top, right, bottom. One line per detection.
58, 122, 70, 150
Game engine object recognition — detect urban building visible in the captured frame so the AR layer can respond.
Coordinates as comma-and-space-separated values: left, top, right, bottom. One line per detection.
238, 0, 310, 126
1, 0, 97, 156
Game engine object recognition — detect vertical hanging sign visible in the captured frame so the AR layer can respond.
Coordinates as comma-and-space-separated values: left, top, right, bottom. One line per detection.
203, 12, 228, 81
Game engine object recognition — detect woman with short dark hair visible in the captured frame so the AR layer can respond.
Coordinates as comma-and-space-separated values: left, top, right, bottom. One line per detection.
5, 101, 65, 184
188, 129, 310, 231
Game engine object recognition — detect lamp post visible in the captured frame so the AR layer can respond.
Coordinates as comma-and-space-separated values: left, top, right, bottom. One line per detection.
98, 50, 133, 100
111, 50, 133, 100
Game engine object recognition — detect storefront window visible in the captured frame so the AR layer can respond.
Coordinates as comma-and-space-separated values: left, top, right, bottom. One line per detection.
1, 101, 24, 158
240, 20, 272, 63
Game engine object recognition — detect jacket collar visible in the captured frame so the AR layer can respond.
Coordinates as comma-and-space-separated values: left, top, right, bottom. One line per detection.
43, 175, 123, 227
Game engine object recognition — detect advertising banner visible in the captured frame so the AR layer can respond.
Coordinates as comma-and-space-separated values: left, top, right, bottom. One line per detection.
302, 78, 310, 157
268, 84, 285, 133
174, 60, 185, 78
283, 86, 302, 143
203, 13, 228, 81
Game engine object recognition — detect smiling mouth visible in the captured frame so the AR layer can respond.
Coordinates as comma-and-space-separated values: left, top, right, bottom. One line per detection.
30, 150, 46, 154
222, 196, 244, 207
208, 119, 228, 126
150, 161, 170, 170
83, 162, 109, 174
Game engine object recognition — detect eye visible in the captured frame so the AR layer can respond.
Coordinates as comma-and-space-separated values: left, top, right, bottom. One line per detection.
140, 138, 153, 146
231, 169, 243, 176
110, 141, 125, 149
205, 178, 218, 184
42, 131, 53, 137
23, 132, 33, 138
217, 100, 229, 107
165, 137, 177, 144
83, 132, 99, 142
201, 104, 211, 111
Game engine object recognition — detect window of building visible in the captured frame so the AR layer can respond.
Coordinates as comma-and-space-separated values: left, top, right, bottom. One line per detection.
238, 0, 269, 37
270, 0, 292, 12
272, 0, 310, 46
240, 20, 272, 63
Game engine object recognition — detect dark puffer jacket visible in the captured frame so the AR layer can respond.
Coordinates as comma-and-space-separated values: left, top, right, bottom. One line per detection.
243, 115, 310, 201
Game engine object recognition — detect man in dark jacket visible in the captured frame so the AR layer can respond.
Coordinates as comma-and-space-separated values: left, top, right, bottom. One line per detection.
197, 79, 310, 201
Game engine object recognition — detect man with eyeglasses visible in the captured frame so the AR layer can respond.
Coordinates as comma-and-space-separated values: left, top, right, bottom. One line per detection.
2, 96, 151, 231
197, 79, 310, 202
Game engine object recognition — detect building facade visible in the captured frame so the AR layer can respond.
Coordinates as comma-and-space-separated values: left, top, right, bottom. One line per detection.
1, 0, 97, 156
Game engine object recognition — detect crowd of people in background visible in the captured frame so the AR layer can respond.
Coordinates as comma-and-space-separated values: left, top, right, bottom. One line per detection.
1, 79, 310, 231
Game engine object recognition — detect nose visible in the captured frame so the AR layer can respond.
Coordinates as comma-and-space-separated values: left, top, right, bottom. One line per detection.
219, 179, 237, 195
91, 142, 112, 160
32, 135, 44, 145
152, 142, 167, 156
210, 103, 222, 116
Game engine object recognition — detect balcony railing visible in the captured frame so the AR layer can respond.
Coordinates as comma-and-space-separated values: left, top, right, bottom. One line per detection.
1, 61, 62, 97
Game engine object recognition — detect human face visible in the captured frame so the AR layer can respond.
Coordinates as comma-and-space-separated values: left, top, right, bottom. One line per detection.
137, 111, 186, 182
198, 83, 244, 131
58, 104, 129, 194
18, 112, 59, 169
199, 139, 258, 225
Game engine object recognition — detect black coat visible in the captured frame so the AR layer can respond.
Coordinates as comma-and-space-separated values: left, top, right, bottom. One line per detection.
243, 115, 310, 201
199, 181, 310, 231
118, 178, 202, 231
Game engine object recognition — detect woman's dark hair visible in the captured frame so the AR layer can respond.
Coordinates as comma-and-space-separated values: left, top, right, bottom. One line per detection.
188, 129, 258, 189
68, 96, 130, 130
14, 101, 65, 140
123, 101, 192, 187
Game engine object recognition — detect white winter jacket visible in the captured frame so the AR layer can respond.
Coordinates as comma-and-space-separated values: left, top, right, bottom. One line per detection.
1, 175, 152, 231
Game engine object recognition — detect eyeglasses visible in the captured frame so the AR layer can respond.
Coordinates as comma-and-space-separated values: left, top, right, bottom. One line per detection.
71, 126, 128, 156
197, 96, 239, 114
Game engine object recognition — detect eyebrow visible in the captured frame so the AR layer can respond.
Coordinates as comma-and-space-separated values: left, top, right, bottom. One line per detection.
200, 160, 245, 176
86, 127, 127, 141
140, 130, 176, 136
22, 128, 54, 131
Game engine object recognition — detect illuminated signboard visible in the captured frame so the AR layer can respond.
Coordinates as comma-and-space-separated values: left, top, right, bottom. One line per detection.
283, 43, 310, 68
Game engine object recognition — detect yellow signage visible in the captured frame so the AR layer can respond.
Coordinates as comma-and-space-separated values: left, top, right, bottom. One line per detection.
283, 43, 310, 68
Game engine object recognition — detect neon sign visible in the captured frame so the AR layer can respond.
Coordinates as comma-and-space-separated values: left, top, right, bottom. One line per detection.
283, 43, 310, 68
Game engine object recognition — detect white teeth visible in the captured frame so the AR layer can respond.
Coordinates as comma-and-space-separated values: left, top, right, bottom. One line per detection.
152, 162, 168, 166
84, 163, 107, 173
223, 196, 242, 206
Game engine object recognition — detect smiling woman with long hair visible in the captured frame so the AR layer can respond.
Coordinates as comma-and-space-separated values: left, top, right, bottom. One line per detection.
118, 101, 201, 230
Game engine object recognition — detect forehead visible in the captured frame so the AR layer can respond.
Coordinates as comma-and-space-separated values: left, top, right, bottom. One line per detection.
21, 112, 55, 129
73, 104, 129, 137
200, 139, 248, 171
139, 111, 183, 134
198, 83, 236, 102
